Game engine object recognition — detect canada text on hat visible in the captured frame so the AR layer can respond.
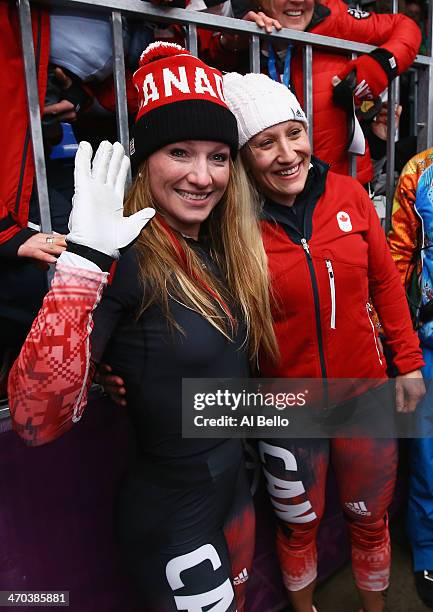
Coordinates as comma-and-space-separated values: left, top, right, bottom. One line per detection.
223, 72, 308, 148
130, 42, 239, 169
134, 42, 227, 119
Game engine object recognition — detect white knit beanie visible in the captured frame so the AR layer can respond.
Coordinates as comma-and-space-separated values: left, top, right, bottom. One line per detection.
223, 72, 308, 148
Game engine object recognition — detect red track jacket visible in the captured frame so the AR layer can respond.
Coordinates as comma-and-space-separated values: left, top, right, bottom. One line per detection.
0, 2, 49, 257
260, 159, 424, 380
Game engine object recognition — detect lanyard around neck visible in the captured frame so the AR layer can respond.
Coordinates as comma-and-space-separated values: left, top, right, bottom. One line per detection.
267, 42, 293, 88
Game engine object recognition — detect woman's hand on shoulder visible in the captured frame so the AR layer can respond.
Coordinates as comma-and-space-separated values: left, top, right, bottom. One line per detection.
68, 141, 155, 259
395, 369, 425, 413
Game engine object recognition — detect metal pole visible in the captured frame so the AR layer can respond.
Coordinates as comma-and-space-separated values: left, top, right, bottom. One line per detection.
417, 66, 433, 151
417, 0, 433, 151
187, 23, 198, 58
392, 0, 400, 136
302, 44, 313, 148
17, 0, 51, 235
385, 0, 400, 234
111, 10, 131, 185
410, 69, 418, 138
348, 52, 357, 179
385, 78, 397, 233
381, 0, 399, 232
249, 34, 260, 73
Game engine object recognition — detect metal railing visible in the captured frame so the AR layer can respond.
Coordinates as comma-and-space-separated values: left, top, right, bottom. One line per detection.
18, 0, 433, 235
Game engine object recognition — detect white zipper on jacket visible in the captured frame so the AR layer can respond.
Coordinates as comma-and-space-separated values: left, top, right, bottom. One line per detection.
325, 260, 336, 329
365, 302, 383, 366
301, 238, 311, 256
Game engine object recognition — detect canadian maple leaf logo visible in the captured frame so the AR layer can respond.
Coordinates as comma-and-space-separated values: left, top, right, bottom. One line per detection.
336, 211, 352, 232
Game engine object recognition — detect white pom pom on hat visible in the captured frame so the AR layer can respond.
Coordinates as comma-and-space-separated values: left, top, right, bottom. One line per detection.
223, 72, 308, 149
138, 41, 189, 65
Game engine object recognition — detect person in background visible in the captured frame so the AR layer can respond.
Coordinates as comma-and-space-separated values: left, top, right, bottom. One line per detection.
8, 43, 279, 611
388, 147, 433, 609
404, 0, 430, 55
0, 3, 67, 398
214, 0, 421, 188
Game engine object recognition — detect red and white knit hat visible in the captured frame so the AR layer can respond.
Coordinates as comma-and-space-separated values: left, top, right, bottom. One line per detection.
130, 42, 238, 169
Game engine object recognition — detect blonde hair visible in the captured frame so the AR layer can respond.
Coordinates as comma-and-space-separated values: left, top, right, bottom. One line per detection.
123, 156, 279, 365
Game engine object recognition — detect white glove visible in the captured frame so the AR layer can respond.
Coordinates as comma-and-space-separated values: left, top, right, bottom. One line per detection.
67, 140, 155, 258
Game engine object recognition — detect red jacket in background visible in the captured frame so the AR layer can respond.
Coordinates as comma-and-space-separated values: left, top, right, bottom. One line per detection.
298, 0, 421, 184
0, 2, 49, 254
209, 0, 421, 185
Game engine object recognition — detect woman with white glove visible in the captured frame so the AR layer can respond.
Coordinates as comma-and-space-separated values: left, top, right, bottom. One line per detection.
8, 43, 277, 611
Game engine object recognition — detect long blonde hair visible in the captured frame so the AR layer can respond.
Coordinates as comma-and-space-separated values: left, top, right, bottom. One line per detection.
123, 156, 278, 365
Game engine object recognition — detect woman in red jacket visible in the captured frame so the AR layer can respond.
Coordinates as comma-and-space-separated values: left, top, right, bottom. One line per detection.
223, 71, 425, 612
217, 0, 421, 186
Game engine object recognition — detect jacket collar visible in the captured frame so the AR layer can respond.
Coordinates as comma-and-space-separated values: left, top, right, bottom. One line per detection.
306, 3, 331, 30
261, 156, 329, 241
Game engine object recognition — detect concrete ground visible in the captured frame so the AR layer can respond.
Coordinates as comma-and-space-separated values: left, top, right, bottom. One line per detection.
314, 515, 432, 612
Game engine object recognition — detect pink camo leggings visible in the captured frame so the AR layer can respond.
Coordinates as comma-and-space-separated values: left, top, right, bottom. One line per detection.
259, 437, 397, 592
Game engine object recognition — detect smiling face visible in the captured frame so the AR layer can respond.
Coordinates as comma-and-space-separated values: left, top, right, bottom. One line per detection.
147, 141, 231, 238
262, 0, 315, 31
244, 120, 311, 206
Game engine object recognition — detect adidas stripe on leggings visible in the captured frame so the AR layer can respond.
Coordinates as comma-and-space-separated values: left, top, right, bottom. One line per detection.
259, 437, 397, 592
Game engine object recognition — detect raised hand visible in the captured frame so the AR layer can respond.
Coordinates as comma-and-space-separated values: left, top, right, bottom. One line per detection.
68, 141, 155, 258
333, 50, 394, 108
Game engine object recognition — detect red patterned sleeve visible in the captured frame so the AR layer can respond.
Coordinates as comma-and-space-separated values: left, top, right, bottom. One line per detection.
8, 263, 109, 447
